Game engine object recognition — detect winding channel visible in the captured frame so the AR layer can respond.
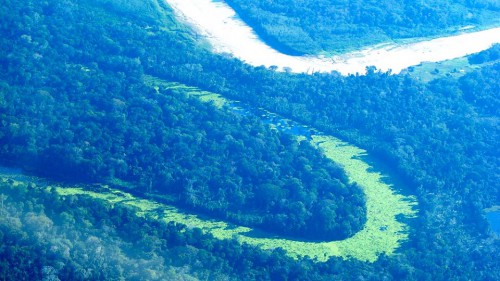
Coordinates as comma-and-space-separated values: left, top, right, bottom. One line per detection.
2, 0, 497, 266
146, 78, 418, 262
10, 0, 483, 261
164, 0, 500, 75
0, 78, 417, 263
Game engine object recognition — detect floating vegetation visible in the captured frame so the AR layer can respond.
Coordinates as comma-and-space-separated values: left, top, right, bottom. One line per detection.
1, 164, 416, 262
308, 135, 417, 261
140, 76, 418, 261
143, 75, 227, 108
0, 77, 417, 262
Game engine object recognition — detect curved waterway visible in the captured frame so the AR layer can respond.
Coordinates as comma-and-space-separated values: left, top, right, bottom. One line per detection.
164, 0, 500, 75
0, 78, 418, 262
156, 76, 419, 261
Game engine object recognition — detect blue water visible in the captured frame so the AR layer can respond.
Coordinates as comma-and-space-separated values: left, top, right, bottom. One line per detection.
228, 102, 316, 140
486, 211, 500, 235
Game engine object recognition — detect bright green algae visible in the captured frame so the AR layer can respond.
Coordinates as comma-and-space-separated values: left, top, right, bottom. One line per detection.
142, 76, 418, 261
0, 79, 417, 262
143, 75, 227, 108
308, 136, 417, 261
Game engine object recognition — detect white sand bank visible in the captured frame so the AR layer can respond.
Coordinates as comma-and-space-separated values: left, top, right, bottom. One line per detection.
164, 0, 500, 75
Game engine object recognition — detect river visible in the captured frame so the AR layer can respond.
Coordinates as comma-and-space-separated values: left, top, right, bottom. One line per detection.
164, 0, 500, 75
485, 208, 500, 235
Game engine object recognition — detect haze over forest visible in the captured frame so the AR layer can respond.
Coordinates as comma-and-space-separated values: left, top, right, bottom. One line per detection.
0, 0, 499, 280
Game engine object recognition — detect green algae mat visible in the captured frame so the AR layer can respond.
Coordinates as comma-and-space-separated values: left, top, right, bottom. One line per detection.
142, 76, 418, 261
0, 78, 417, 262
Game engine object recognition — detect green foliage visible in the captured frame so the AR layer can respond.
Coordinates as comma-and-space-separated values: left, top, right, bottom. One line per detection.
0, 0, 367, 241
310, 135, 416, 261
0, 0, 499, 279
225, 0, 500, 54
1, 146, 414, 263
141, 78, 416, 261
459, 62, 500, 116
0, 174, 439, 281
406, 43, 500, 83
403, 57, 475, 83
468, 43, 500, 64
0, 178, 203, 280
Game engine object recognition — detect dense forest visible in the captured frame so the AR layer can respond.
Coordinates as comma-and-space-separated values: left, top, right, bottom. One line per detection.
1, 177, 481, 281
225, 0, 500, 54
1, 0, 499, 279
2, 178, 346, 281
468, 43, 500, 64
0, 0, 366, 241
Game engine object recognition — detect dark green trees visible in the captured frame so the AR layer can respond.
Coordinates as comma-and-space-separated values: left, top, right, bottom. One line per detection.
0, 0, 366, 241
225, 0, 500, 54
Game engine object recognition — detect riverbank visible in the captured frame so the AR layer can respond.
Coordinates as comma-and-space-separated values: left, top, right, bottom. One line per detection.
164, 0, 500, 75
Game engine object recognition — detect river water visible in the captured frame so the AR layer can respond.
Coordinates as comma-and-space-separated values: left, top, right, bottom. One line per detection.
227, 102, 315, 140
486, 211, 500, 235
164, 0, 500, 75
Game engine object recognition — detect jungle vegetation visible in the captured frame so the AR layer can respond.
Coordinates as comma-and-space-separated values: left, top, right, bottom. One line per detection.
0, 0, 499, 280
0, 0, 367, 241
225, 0, 500, 54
